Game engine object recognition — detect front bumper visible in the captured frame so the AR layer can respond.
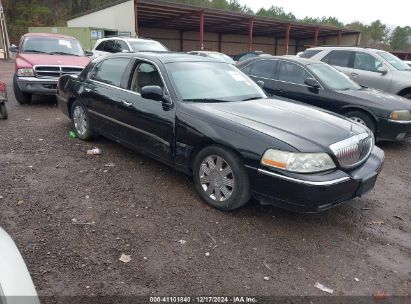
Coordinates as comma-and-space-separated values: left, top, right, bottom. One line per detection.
16, 76, 58, 95
247, 146, 385, 213
377, 117, 411, 141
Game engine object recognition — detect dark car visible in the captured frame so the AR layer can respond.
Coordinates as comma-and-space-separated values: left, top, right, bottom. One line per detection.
233, 51, 270, 62
57, 53, 384, 213
238, 56, 411, 141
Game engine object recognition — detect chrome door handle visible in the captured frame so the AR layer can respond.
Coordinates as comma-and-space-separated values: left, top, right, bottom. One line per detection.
351, 73, 359, 78
121, 100, 132, 107
84, 87, 91, 93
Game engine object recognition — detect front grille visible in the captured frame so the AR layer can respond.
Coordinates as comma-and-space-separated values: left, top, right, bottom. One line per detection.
329, 133, 373, 168
405, 132, 411, 140
34, 65, 83, 79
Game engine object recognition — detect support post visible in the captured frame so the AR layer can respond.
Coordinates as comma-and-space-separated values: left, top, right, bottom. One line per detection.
218, 32, 222, 52
134, 0, 139, 36
285, 24, 291, 55
356, 32, 361, 46
180, 30, 184, 52
337, 30, 342, 46
314, 27, 319, 47
199, 10, 204, 50
248, 18, 254, 52
274, 37, 278, 55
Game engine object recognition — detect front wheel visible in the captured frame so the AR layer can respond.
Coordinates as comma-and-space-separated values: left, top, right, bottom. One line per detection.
13, 75, 31, 105
0, 102, 7, 119
344, 111, 376, 135
71, 101, 93, 140
193, 145, 250, 211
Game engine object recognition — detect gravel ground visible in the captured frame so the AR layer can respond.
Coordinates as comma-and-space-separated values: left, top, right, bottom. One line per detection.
0, 60, 410, 297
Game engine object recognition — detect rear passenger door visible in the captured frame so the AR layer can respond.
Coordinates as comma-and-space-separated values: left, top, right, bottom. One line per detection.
246, 59, 278, 96
85, 57, 132, 137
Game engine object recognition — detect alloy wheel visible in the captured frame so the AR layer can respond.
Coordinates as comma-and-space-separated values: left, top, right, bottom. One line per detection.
73, 105, 88, 136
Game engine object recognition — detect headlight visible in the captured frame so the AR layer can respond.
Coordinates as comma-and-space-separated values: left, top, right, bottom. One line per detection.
261, 149, 336, 173
390, 110, 411, 121
17, 68, 35, 77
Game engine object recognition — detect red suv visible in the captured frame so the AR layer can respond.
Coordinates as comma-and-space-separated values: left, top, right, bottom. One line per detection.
10, 33, 91, 104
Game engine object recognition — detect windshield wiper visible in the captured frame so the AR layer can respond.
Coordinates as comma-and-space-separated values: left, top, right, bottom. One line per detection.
183, 98, 231, 103
242, 96, 262, 101
49, 51, 79, 56
23, 50, 51, 54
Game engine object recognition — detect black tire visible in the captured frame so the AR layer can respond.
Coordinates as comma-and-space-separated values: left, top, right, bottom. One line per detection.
0, 102, 7, 120
344, 110, 376, 134
193, 145, 250, 211
71, 100, 93, 140
13, 74, 31, 105
402, 93, 411, 99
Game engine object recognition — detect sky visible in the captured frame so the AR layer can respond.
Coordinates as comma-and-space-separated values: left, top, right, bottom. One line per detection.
238, 0, 409, 27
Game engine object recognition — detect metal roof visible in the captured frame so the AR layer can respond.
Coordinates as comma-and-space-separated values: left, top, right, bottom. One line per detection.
70, 0, 359, 40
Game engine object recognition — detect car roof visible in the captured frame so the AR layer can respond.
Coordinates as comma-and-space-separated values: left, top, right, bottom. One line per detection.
305, 46, 387, 53
239, 55, 324, 66
23, 32, 76, 40
96, 37, 155, 43
108, 52, 221, 64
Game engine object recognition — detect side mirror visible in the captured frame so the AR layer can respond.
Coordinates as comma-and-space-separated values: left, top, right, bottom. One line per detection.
85, 50, 93, 57
256, 80, 265, 88
141, 85, 164, 101
9, 45, 18, 53
377, 66, 388, 75
305, 77, 320, 89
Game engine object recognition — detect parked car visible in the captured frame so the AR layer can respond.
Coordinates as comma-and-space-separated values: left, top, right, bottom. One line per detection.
0, 80, 8, 119
238, 56, 411, 141
91, 37, 169, 57
57, 53, 384, 213
10, 33, 91, 104
0, 227, 40, 304
300, 47, 411, 99
404, 60, 411, 67
188, 51, 235, 64
233, 51, 270, 62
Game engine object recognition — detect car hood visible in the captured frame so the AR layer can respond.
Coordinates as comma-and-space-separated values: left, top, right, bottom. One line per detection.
338, 88, 411, 110
17, 53, 90, 67
188, 98, 367, 152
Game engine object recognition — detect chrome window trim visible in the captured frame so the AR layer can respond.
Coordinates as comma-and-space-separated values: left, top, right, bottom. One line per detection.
88, 109, 170, 147
387, 119, 411, 124
89, 56, 173, 104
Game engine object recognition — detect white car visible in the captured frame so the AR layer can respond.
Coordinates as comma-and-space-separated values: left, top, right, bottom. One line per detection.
404, 60, 411, 67
0, 228, 40, 304
188, 51, 236, 64
91, 37, 169, 57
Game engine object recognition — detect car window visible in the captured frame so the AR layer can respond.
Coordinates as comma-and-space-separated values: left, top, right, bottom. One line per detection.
250, 60, 277, 79
354, 52, 383, 72
278, 61, 311, 85
95, 41, 106, 51
377, 52, 411, 70
300, 49, 322, 58
130, 62, 164, 95
239, 53, 257, 62
240, 63, 252, 74
91, 58, 130, 87
322, 50, 352, 68
103, 40, 116, 53
115, 40, 129, 52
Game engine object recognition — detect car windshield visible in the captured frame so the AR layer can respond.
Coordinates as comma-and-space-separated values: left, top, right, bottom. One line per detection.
207, 53, 236, 64
129, 40, 169, 52
166, 61, 266, 102
309, 63, 362, 91
377, 52, 411, 71
22, 37, 85, 56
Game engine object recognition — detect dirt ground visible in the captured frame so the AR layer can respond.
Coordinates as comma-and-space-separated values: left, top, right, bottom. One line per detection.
0, 60, 410, 297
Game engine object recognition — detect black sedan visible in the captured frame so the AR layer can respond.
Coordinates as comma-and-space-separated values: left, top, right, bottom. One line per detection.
57, 53, 384, 213
238, 56, 411, 141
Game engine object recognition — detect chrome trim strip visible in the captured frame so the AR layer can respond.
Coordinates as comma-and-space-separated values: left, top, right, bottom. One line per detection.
88, 109, 170, 147
387, 119, 411, 124
257, 168, 351, 186
17, 77, 58, 83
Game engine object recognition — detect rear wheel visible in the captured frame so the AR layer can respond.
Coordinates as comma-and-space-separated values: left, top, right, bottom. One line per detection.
71, 101, 93, 140
193, 145, 250, 211
13, 75, 31, 105
0, 102, 7, 119
344, 111, 376, 134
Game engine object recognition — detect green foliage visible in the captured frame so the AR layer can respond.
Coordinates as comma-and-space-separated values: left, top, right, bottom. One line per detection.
389, 26, 411, 51
256, 6, 297, 21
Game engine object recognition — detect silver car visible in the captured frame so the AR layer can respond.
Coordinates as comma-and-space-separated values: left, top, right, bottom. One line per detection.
0, 228, 40, 304
301, 47, 411, 99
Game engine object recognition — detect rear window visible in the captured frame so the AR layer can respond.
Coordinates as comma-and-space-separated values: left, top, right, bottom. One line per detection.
91, 58, 130, 87
300, 49, 322, 58
322, 50, 352, 68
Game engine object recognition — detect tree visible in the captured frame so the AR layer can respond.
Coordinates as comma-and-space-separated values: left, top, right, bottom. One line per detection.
256, 5, 296, 21
389, 26, 411, 51
368, 20, 389, 44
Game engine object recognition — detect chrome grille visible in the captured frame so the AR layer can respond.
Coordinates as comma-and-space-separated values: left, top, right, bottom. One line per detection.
34, 65, 83, 79
405, 132, 411, 140
329, 133, 373, 168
